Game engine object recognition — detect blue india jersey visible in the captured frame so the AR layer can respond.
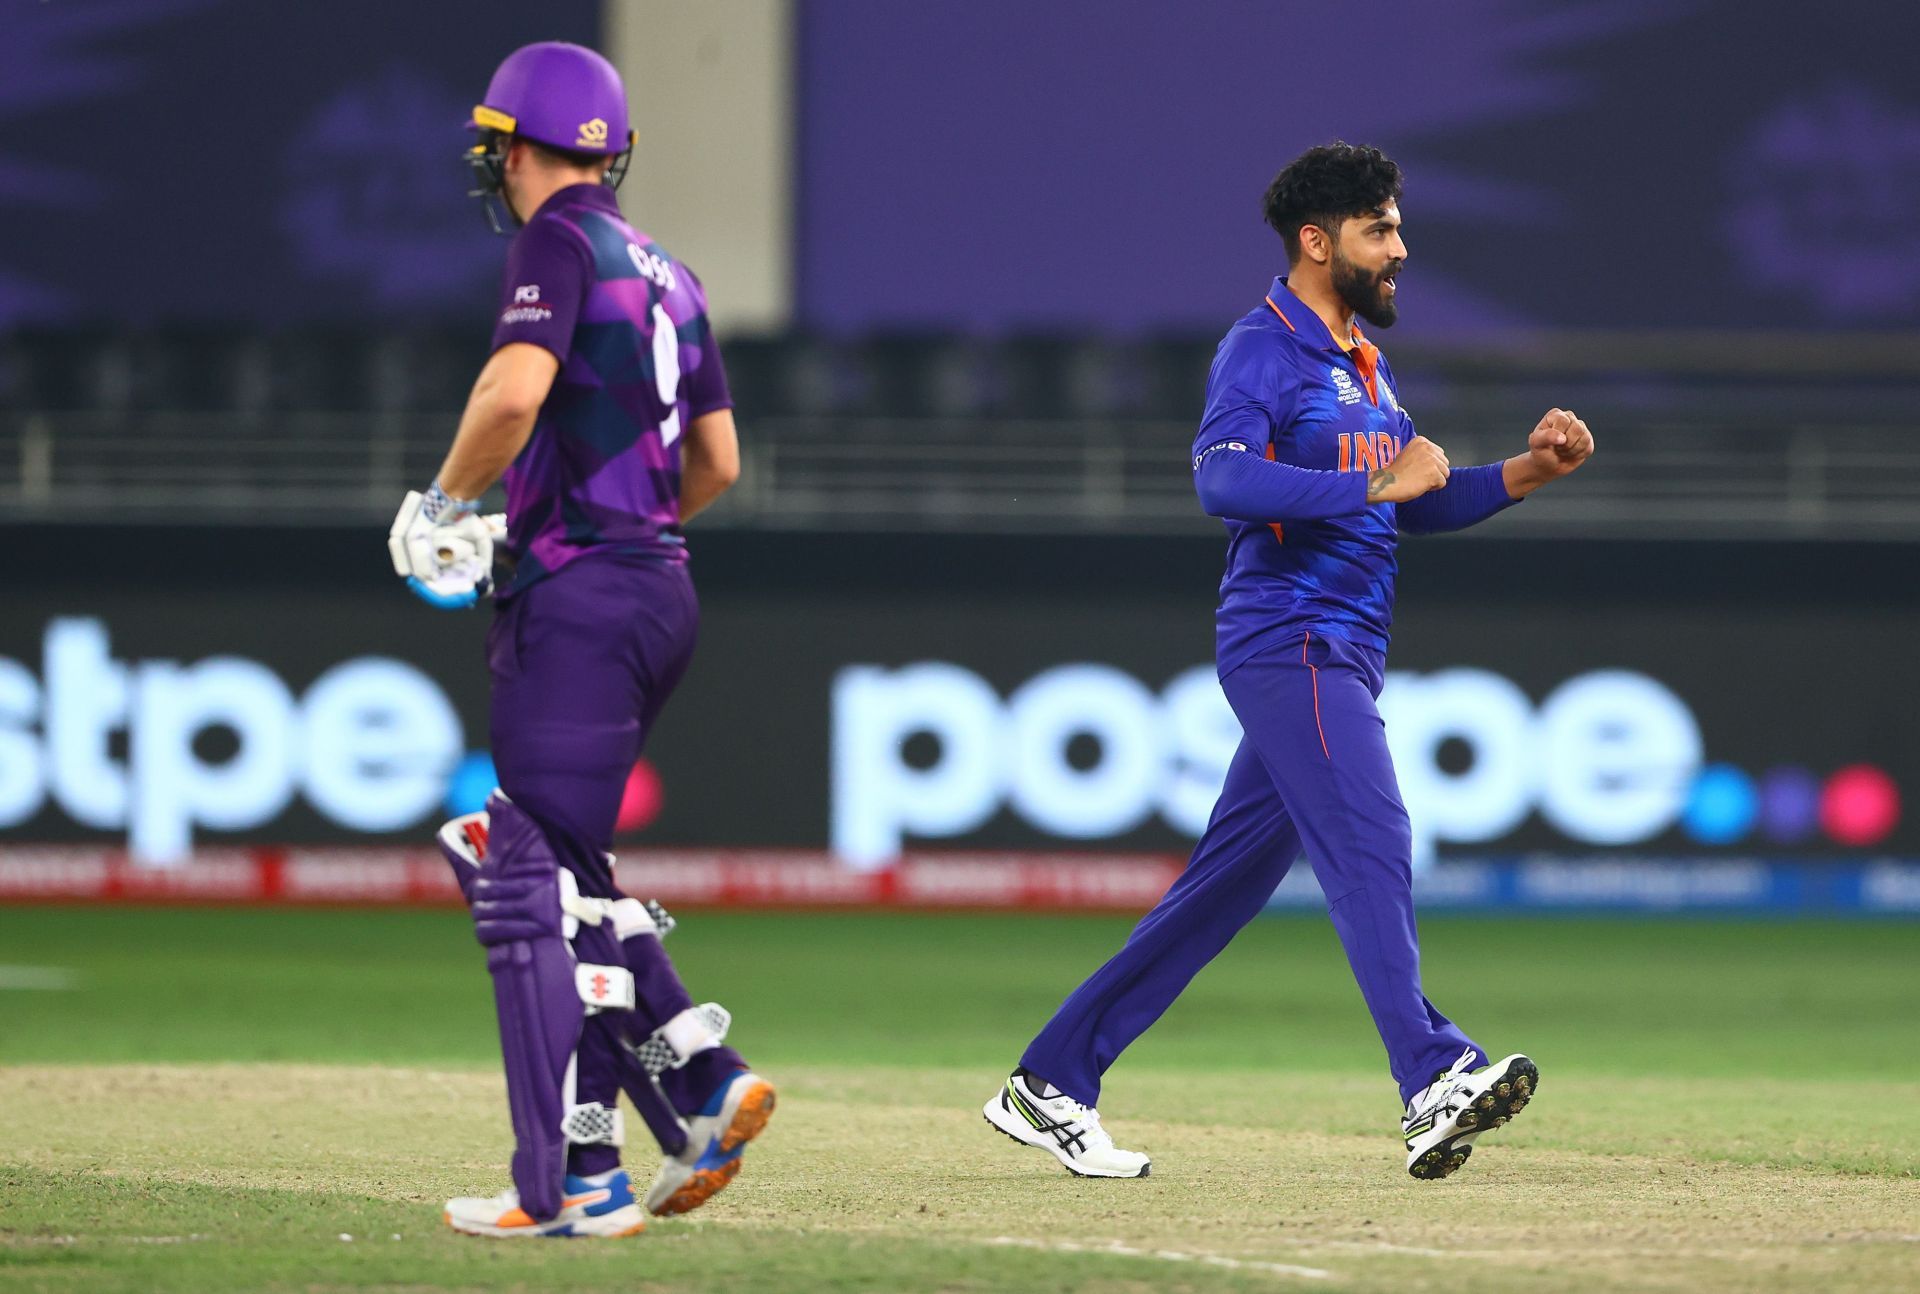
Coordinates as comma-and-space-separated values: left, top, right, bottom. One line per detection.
1196, 277, 1419, 672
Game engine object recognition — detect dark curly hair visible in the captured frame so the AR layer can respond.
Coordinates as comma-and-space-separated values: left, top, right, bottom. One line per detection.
1262, 142, 1403, 264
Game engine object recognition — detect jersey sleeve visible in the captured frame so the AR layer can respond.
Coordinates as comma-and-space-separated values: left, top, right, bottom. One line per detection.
684, 321, 733, 418
490, 216, 593, 362
1395, 463, 1519, 533
1192, 329, 1296, 459
676, 267, 733, 418
1191, 328, 1366, 522
1194, 444, 1369, 521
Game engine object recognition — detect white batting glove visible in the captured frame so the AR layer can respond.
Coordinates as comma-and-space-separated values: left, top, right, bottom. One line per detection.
387, 484, 497, 609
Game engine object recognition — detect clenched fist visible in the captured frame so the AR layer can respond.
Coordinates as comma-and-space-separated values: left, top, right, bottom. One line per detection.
1369, 435, 1451, 503
1527, 408, 1594, 479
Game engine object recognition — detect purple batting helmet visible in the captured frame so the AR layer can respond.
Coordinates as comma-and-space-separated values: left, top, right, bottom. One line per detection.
465, 41, 635, 233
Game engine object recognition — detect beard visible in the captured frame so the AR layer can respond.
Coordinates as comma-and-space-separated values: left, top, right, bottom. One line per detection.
1332, 248, 1400, 328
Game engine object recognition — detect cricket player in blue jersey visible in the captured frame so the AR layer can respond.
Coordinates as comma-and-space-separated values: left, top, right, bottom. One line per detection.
985, 143, 1594, 1181
385, 42, 773, 1236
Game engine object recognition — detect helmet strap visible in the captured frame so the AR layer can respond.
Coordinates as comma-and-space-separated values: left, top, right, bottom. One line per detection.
602, 130, 637, 191
464, 128, 518, 235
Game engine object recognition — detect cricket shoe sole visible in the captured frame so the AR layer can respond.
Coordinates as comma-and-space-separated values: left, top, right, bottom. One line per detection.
1405, 1054, 1539, 1181
646, 1072, 778, 1216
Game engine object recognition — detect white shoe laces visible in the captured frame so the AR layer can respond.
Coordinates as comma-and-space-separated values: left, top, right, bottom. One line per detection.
1408, 1049, 1482, 1122
1044, 1091, 1116, 1152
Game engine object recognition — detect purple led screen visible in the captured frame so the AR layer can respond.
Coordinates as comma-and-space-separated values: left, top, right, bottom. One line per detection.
0, 0, 597, 328
798, 0, 1920, 336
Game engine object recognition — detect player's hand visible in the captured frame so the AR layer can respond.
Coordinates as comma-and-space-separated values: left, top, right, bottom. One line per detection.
387, 488, 496, 609
1369, 435, 1450, 503
1526, 408, 1594, 479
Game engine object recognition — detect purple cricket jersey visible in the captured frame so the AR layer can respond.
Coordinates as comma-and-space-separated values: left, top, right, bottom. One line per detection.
488, 182, 731, 598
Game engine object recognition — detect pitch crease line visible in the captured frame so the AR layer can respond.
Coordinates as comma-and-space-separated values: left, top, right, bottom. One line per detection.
983, 1235, 1333, 1280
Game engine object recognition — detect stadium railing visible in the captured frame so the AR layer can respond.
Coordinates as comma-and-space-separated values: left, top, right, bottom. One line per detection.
2, 329, 1916, 538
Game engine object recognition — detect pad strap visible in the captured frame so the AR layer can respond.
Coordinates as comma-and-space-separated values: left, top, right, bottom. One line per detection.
574, 962, 636, 1013
629, 1002, 731, 1078
444, 812, 678, 944
561, 1102, 625, 1147
560, 880, 677, 941
607, 898, 656, 940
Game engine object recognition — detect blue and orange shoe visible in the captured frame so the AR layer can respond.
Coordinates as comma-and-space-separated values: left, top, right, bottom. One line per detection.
645, 1070, 777, 1215
444, 1170, 646, 1238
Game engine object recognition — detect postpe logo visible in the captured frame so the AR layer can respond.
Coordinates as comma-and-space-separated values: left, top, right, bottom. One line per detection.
831, 661, 1704, 870
0, 618, 464, 863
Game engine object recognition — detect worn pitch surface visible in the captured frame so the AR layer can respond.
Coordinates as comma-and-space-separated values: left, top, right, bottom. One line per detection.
0, 909, 1913, 1292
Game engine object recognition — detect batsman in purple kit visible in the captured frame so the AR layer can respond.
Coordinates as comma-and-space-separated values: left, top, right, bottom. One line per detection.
385, 42, 772, 1237
985, 143, 1594, 1181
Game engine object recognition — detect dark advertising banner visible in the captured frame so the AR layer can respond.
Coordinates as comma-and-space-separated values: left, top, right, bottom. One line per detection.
799, 0, 1920, 335
0, 0, 597, 328
0, 528, 1911, 877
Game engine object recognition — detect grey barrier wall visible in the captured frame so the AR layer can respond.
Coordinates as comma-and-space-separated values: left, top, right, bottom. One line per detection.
0, 526, 1912, 864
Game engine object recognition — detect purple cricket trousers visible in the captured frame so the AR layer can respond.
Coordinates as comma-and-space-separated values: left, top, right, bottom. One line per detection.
488, 553, 744, 1173
1022, 631, 1482, 1107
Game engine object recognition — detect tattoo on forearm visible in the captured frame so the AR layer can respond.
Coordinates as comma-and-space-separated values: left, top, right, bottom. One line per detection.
1367, 469, 1395, 500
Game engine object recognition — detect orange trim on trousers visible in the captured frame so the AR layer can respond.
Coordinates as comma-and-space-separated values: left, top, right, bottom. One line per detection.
1303, 632, 1330, 760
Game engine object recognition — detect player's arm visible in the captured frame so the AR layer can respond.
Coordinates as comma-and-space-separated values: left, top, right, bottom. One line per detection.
432, 213, 588, 506
1194, 339, 1370, 521
676, 294, 739, 524
1195, 435, 1367, 519
679, 408, 740, 522
433, 343, 561, 501
1395, 461, 1510, 534
386, 343, 558, 610
1195, 421, 1452, 520
1397, 408, 1593, 534
387, 214, 584, 608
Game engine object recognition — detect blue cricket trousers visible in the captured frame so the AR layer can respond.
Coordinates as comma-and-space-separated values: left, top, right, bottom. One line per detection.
1022, 631, 1481, 1105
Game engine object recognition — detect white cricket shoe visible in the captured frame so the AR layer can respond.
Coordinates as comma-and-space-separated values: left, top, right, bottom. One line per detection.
644, 1070, 778, 1215
983, 1072, 1151, 1178
444, 1170, 646, 1238
1402, 1049, 1539, 1180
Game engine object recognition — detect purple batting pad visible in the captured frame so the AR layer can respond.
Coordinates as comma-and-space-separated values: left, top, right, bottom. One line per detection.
468, 793, 584, 1221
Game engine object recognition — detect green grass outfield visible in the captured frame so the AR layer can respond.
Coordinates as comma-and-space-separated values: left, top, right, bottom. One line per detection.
0, 907, 1915, 1292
